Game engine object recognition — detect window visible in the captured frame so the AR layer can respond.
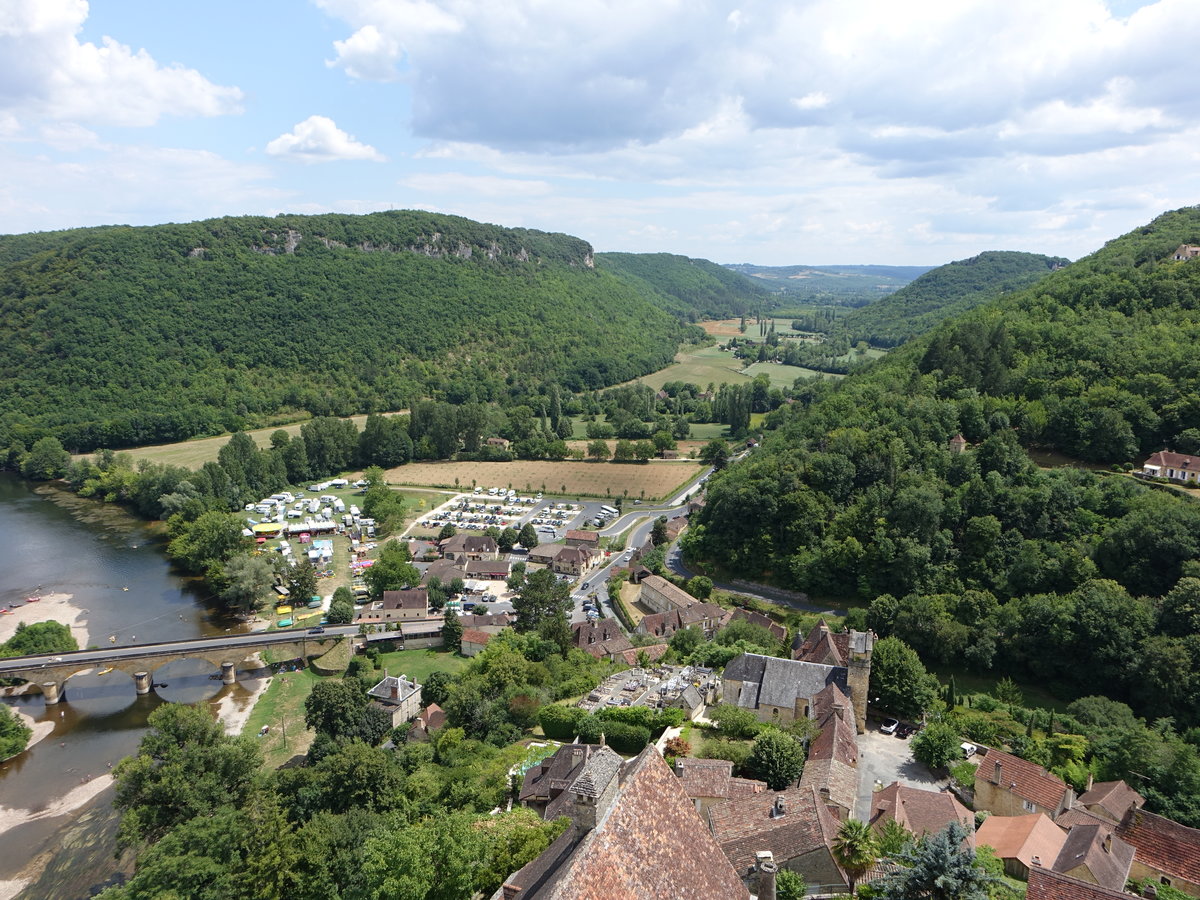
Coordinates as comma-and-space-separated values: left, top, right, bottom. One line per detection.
1023, 800, 1036, 812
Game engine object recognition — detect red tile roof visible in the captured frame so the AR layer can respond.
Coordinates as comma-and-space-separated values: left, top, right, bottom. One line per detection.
869, 783, 975, 846
615, 643, 668, 666
1026, 867, 1132, 900
1143, 450, 1200, 471
792, 620, 850, 665
675, 758, 767, 802
976, 813, 1067, 870
504, 749, 749, 899
978, 749, 1071, 812
1115, 806, 1200, 884
461, 628, 493, 646
564, 529, 599, 544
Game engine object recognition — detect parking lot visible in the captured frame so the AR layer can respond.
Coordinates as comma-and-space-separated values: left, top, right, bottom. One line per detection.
856, 718, 944, 820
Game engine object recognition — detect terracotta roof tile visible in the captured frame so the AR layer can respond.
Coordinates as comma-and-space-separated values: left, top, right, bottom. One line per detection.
505, 749, 749, 899
1115, 806, 1200, 884
976, 813, 1067, 869
977, 749, 1071, 812
1026, 867, 1132, 900
461, 628, 493, 646
869, 783, 975, 846
676, 758, 767, 802
1055, 808, 1111, 830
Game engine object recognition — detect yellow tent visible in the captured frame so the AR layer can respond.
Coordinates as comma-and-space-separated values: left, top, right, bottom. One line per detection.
275, 605, 293, 615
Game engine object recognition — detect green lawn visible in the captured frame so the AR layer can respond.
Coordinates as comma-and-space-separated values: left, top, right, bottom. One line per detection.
687, 422, 731, 441
371, 647, 470, 683
242, 666, 325, 768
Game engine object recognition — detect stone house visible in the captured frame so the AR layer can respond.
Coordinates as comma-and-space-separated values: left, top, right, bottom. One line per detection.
1052, 824, 1134, 891
357, 588, 428, 624
1115, 806, 1200, 897
721, 652, 849, 728
869, 782, 975, 847
1142, 450, 1200, 484
440, 534, 499, 562
638, 574, 701, 614
564, 530, 600, 549
976, 813, 1067, 880
551, 546, 595, 577
460, 628, 493, 657
974, 749, 1076, 818
791, 621, 874, 734
674, 758, 766, 819
366, 673, 423, 727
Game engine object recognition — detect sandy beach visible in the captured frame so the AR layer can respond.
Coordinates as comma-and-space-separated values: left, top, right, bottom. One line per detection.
0, 592, 89, 649
12, 711, 55, 755
214, 657, 270, 736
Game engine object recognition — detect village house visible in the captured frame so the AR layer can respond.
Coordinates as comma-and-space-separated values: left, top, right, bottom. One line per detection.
519, 743, 605, 819
721, 652, 849, 727
525, 544, 560, 567
636, 602, 730, 641
366, 672, 423, 727
707, 787, 848, 894
457, 612, 515, 634
674, 758, 767, 818
1142, 450, 1200, 484
797, 684, 860, 819
1051, 824, 1134, 891
421, 557, 465, 586
1115, 806, 1200, 897
407, 702, 445, 742
570, 619, 633, 660
791, 621, 875, 733
563, 529, 600, 550
485, 436, 511, 450
1075, 778, 1144, 825
974, 749, 1076, 818
464, 558, 511, 580
869, 782, 975, 848
460, 628, 493, 657
1026, 867, 1135, 900
551, 546, 595, 578
638, 574, 703, 614
1172, 244, 1200, 260
356, 588, 429, 624
440, 533, 499, 562
949, 433, 969, 454
497, 747, 750, 899
976, 813, 1068, 880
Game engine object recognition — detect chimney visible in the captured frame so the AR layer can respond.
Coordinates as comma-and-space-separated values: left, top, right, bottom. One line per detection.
1031, 856, 1041, 868
1103, 833, 1112, 853
1086, 773, 1094, 792
770, 796, 787, 819
501, 883, 521, 900
755, 853, 778, 900
391, 677, 401, 700
994, 760, 1003, 785
599, 732, 606, 747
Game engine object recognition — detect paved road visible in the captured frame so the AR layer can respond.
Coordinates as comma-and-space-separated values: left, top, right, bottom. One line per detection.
0, 625, 360, 673
664, 542, 843, 616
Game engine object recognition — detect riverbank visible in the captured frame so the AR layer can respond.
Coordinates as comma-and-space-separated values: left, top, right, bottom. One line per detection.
0, 592, 89, 649
213, 659, 271, 737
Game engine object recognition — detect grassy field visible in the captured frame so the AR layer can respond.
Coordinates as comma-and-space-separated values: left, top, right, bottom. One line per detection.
86, 411, 405, 470
242, 666, 324, 768
638, 343, 836, 392
371, 647, 470, 682
384, 459, 702, 500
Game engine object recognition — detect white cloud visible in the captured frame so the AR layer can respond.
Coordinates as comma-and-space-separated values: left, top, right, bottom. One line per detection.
265, 115, 385, 163
400, 172, 552, 197
0, 0, 242, 127
328, 25, 402, 81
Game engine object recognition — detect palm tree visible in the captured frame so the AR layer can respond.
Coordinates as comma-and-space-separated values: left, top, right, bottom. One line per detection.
832, 819, 878, 896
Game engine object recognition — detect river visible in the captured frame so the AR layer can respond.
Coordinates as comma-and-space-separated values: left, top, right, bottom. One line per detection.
0, 474, 256, 898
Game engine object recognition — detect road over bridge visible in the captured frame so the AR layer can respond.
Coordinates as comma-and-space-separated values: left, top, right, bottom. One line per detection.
0, 625, 359, 703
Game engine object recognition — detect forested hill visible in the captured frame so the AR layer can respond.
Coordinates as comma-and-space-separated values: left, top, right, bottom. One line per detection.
685, 205, 1200, 751
0, 211, 693, 452
842, 250, 1068, 347
595, 252, 773, 320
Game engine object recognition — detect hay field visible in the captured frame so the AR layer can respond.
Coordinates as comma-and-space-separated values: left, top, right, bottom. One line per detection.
384, 458, 702, 500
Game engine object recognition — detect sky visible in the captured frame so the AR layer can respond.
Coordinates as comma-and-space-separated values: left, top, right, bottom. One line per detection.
0, 0, 1196, 265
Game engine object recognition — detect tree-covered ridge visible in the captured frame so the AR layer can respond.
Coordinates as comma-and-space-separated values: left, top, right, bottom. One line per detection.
595, 251, 774, 320
0, 211, 692, 452
842, 250, 1068, 347
685, 205, 1200, 734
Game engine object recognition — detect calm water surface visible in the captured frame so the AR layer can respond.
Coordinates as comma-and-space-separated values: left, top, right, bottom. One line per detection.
0, 474, 253, 897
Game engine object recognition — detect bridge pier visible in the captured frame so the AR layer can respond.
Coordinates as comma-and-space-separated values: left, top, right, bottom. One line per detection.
221, 662, 236, 685
41, 681, 61, 704
134, 671, 151, 695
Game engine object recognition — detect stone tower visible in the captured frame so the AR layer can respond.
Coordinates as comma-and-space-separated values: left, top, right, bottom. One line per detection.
846, 629, 874, 734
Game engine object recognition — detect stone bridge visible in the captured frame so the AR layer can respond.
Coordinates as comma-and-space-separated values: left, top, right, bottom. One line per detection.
0, 627, 354, 704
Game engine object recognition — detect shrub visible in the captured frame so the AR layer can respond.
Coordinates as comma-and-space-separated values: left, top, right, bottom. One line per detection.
538, 705, 587, 741
601, 722, 652, 754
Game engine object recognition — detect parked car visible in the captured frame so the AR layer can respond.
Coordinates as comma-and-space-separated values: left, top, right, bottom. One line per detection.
880, 717, 900, 734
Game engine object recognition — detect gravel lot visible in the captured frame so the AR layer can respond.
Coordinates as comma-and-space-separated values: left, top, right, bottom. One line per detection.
856, 719, 944, 820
